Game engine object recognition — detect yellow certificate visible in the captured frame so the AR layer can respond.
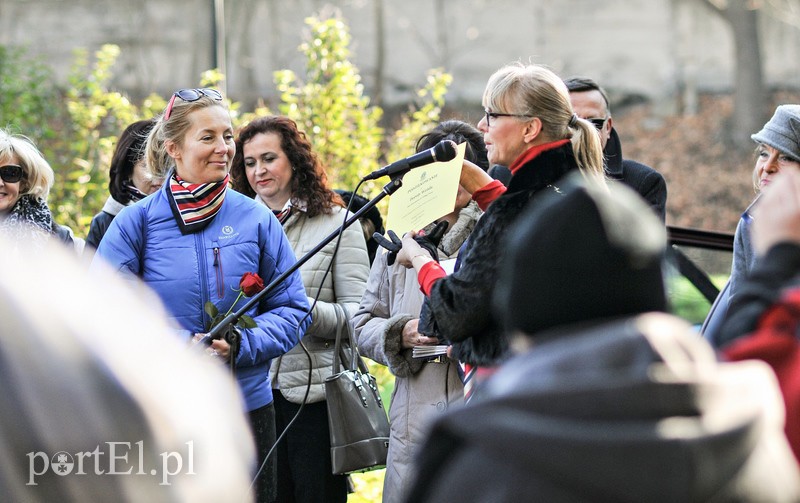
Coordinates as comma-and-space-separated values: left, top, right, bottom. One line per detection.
385, 142, 466, 236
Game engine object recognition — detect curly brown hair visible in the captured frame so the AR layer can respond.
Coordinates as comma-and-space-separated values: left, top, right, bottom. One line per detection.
231, 116, 342, 217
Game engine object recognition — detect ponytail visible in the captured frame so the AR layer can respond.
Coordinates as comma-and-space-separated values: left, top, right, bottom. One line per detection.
569, 117, 606, 184
144, 119, 172, 181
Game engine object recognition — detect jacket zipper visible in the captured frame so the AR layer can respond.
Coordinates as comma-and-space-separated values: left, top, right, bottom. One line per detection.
197, 233, 210, 330
213, 246, 224, 299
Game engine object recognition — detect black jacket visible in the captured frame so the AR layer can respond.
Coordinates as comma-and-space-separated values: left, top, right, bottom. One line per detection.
406, 314, 800, 503
605, 128, 667, 221
86, 210, 116, 250
421, 142, 579, 366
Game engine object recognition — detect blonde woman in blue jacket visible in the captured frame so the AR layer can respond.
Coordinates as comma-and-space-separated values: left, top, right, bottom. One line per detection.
93, 90, 310, 503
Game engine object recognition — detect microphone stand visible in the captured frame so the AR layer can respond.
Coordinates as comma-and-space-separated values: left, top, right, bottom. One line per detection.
206, 175, 406, 352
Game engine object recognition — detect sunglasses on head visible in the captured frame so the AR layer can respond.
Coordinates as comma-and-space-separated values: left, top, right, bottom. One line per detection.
0, 165, 23, 183
587, 118, 608, 131
164, 88, 224, 121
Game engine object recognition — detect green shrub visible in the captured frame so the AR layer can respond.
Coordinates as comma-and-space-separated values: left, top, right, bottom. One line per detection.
0, 45, 61, 143
667, 273, 728, 325
272, 14, 384, 194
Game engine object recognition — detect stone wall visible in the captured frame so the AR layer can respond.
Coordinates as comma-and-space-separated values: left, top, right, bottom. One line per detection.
2, 0, 799, 111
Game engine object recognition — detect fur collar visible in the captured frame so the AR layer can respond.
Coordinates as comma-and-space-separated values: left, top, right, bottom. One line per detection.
435, 200, 483, 258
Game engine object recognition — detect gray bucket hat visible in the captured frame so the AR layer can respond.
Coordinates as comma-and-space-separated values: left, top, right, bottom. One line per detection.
751, 104, 800, 162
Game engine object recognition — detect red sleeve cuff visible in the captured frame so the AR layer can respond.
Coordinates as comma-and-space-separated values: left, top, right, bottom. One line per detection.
418, 261, 447, 296
473, 180, 506, 211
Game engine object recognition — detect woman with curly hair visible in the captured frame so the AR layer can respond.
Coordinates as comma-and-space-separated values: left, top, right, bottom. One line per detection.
231, 115, 369, 503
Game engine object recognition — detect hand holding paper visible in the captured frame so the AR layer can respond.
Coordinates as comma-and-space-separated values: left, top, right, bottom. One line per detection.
385, 142, 467, 236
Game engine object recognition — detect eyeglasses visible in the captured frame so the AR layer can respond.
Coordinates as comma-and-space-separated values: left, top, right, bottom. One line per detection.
0, 165, 23, 183
484, 109, 533, 128
587, 118, 608, 131
164, 88, 224, 121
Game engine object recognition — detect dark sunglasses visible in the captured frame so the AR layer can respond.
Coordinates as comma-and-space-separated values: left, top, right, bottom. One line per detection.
164, 88, 224, 121
587, 118, 608, 130
0, 165, 23, 183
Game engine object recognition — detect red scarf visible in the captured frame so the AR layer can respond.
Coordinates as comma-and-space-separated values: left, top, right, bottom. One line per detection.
472, 139, 571, 210
508, 139, 570, 175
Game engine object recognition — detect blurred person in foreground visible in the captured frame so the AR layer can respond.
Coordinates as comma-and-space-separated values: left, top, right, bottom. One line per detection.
704, 104, 800, 345
353, 120, 488, 502
86, 119, 161, 252
0, 234, 254, 502
0, 128, 82, 253
231, 115, 369, 503
565, 76, 667, 221
718, 168, 800, 463
405, 172, 800, 503
92, 89, 310, 503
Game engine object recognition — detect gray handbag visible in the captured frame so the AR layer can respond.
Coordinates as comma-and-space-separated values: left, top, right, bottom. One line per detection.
324, 304, 390, 474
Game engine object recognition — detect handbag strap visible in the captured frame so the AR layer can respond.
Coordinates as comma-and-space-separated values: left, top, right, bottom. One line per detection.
330, 304, 386, 409
331, 303, 357, 374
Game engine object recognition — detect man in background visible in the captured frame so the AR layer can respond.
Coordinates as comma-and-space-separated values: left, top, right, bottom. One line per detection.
566, 76, 667, 221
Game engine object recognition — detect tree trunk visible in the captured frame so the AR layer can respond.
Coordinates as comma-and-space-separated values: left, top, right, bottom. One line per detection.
373, 0, 385, 107
726, 1, 768, 149
701, 0, 769, 148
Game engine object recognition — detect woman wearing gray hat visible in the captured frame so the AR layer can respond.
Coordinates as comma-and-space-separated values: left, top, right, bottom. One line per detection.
703, 104, 800, 346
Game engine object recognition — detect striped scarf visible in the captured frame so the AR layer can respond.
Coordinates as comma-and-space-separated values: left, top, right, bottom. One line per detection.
168, 172, 229, 234
273, 205, 293, 225
259, 195, 293, 225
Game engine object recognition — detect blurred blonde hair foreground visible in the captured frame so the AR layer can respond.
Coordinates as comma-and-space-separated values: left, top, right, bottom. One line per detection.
0, 234, 255, 502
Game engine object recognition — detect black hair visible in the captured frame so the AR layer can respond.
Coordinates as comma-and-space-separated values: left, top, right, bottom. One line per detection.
109, 119, 156, 204
415, 120, 489, 171
563, 76, 611, 110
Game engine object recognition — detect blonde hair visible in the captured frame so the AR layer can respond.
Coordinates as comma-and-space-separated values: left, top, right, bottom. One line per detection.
751, 146, 763, 194
483, 63, 605, 182
0, 129, 54, 201
145, 95, 229, 180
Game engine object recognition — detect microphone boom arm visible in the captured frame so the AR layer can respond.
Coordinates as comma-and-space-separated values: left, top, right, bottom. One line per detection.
207, 176, 405, 340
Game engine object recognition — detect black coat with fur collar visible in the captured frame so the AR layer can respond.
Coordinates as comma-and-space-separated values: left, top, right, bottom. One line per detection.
421, 143, 580, 366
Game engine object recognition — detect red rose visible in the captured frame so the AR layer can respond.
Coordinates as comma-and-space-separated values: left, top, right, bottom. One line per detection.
239, 272, 265, 296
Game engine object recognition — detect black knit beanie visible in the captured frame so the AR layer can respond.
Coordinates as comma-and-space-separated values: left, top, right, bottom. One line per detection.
494, 172, 667, 336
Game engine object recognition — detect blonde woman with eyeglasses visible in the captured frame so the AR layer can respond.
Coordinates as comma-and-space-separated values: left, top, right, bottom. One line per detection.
394, 63, 606, 400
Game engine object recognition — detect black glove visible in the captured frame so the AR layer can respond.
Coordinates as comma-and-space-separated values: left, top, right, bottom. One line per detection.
417, 298, 442, 341
373, 221, 449, 266
372, 230, 402, 266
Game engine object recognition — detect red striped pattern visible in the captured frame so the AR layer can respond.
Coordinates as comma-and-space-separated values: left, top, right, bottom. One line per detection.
170, 173, 229, 231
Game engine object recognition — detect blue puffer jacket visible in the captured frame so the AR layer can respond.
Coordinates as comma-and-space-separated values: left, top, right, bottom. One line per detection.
93, 183, 310, 411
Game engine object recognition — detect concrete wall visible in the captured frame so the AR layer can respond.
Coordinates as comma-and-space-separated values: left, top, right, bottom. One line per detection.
2, 0, 799, 112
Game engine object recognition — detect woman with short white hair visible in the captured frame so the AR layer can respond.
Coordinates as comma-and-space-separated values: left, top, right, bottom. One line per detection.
0, 129, 79, 250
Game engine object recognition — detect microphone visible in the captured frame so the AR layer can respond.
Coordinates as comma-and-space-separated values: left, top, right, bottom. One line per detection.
362, 140, 458, 181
